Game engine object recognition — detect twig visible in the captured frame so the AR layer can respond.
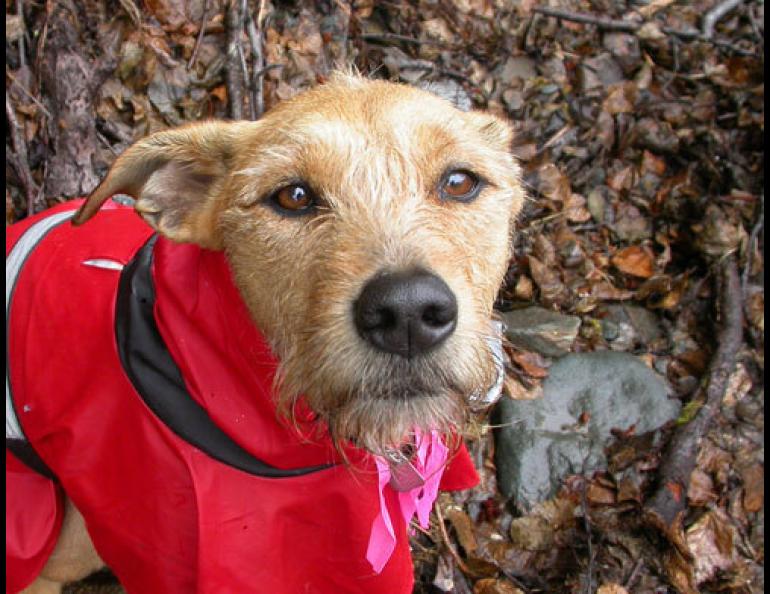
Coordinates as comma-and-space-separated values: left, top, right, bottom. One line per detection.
225, 0, 246, 120
702, 0, 744, 39
360, 32, 449, 47
6, 68, 52, 118
238, 0, 253, 120
644, 256, 743, 553
6, 90, 39, 216
531, 6, 758, 56
246, 0, 265, 119
17, 0, 26, 70
187, 0, 210, 70
623, 558, 644, 589
434, 501, 471, 575
532, 7, 638, 32
742, 194, 764, 293
117, 0, 142, 28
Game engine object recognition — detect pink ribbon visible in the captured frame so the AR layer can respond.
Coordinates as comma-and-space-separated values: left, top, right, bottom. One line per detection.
366, 429, 449, 573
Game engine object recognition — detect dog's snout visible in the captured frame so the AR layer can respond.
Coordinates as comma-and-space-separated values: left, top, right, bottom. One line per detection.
354, 270, 458, 358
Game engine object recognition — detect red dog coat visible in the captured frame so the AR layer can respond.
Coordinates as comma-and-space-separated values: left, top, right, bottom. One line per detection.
5, 200, 479, 594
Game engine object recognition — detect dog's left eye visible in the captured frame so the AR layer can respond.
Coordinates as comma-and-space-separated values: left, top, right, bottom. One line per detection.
439, 170, 482, 202
270, 184, 316, 215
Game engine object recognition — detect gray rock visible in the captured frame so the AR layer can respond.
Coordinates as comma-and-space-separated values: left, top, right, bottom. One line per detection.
609, 304, 665, 345
496, 56, 537, 86
578, 53, 624, 93
501, 307, 581, 357
494, 351, 680, 510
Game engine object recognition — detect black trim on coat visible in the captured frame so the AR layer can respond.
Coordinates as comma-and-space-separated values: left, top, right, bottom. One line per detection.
114, 236, 333, 478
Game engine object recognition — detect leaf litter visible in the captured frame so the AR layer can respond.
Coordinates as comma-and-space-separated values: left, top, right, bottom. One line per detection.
5, 0, 763, 592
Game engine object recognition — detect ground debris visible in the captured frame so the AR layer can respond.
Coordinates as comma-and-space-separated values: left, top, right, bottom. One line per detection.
7, 1, 762, 592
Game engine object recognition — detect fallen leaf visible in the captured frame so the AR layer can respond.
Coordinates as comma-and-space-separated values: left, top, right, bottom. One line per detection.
612, 245, 655, 278
536, 163, 572, 203
602, 82, 637, 114
740, 464, 764, 513
586, 482, 616, 505
445, 505, 478, 555
503, 375, 543, 401
473, 578, 524, 594
686, 509, 736, 584
687, 469, 717, 506
596, 584, 629, 594
510, 351, 550, 378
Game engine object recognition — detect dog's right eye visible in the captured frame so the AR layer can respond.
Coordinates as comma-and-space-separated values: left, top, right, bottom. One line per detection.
270, 184, 316, 215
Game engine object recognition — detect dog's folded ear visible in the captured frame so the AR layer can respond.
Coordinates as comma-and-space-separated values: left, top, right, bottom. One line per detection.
73, 121, 250, 249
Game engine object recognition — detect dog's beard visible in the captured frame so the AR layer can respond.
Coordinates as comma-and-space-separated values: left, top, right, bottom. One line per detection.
275, 338, 495, 456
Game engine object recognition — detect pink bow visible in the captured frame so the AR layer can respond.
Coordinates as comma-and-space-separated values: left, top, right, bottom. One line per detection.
366, 429, 449, 573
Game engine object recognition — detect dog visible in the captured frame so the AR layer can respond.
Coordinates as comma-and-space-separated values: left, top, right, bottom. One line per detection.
6, 72, 524, 593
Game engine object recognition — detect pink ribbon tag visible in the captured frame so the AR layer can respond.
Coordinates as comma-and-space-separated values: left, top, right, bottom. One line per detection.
366, 429, 449, 573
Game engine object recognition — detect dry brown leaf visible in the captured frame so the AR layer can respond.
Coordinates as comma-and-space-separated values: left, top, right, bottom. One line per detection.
641, 150, 667, 176
603, 82, 637, 114
586, 482, 617, 505
528, 256, 566, 305
514, 275, 534, 300
722, 362, 752, 407
686, 509, 736, 584
510, 351, 550, 378
564, 193, 592, 223
612, 245, 655, 278
664, 547, 698, 594
536, 163, 572, 204
687, 468, 717, 506
503, 375, 542, 401
509, 516, 553, 551
740, 463, 764, 513
607, 166, 635, 192
444, 506, 478, 555
473, 578, 524, 594
596, 584, 629, 594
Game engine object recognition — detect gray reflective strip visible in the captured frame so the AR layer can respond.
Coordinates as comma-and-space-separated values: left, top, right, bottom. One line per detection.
6, 210, 75, 439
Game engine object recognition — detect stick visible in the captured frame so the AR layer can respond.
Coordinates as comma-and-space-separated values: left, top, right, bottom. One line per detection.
246, 0, 265, 119
742, 194, 764, 293
702, 0, 744, 39
6, 91, 39, 216
188, 0, 210, 70
6, 68, 52, 118
360, 32, 449, 47
643, 256, 743, 552
531, 6, 758, 56
434, 501, 471, 575
225, 0, 245, 120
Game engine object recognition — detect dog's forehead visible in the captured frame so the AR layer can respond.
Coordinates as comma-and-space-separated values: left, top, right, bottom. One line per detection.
262, 80, 466, 149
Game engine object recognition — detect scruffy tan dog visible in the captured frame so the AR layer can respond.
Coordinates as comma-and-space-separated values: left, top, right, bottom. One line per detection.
8, 73, 524, 593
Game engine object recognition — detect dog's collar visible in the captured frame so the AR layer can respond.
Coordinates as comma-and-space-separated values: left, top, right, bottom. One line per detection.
115, 235, 332, 478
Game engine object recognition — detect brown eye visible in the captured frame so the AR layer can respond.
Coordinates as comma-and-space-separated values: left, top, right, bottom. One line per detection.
271, 183, 316, 215
440, 170, 481, 202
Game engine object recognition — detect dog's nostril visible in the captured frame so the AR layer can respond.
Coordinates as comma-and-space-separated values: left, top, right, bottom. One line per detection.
422, 304, 454, 327
354, 270, 458, 358
358, 307, 397, 331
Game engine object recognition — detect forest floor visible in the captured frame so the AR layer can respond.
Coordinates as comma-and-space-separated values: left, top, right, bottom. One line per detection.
6, 0, 764, 592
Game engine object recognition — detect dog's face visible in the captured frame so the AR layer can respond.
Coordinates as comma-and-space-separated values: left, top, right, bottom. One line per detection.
77, 74, 524, 454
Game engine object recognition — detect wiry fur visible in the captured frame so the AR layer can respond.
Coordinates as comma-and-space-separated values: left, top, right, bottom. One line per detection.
27, 72, 525, 594
78, 71, 525, 457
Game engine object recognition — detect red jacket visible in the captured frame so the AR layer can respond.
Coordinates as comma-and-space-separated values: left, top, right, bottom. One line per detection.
6, 200, 479, 594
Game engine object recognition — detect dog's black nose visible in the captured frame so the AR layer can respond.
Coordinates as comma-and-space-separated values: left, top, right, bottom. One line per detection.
354, 270, 458, 358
